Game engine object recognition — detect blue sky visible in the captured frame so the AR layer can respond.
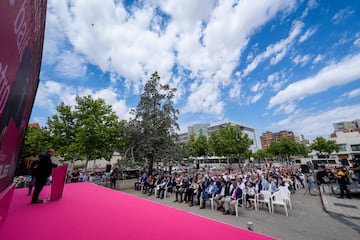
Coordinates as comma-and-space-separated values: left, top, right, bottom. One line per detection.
31, 0, 360, 140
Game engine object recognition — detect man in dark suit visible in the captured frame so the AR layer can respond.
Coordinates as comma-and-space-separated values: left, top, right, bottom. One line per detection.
27, 154, 41, 195
31, 149, 58, 204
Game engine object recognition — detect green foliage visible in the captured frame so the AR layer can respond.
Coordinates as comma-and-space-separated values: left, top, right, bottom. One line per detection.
310, 137, 340, 157
252, 149, 273, 162
20, 126, 51, 158
208, 123, 253, 161
126, 72, 179, 175
47, 95, 126, 166
187, 133, 209, 157
266, 137, 307, 161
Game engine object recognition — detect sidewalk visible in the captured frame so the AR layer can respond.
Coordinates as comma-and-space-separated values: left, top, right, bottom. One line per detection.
320, 184, 360, 219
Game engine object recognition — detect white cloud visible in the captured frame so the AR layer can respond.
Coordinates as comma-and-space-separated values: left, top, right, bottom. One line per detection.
46, 0, 297, 117
242, 20, 304, 77
263, 71, 287, 92
332, 7, 355, 24
250, 92, 264, 104
272, 104, 360, 138
34, 80, 130, 120
183, 80, 224, 115
354, 38, 360, 47
293, 54, 312, 66
229, 81, 242, 99
91, 88, 130, 119
313, 54, 323, 64
301, 0, 318, 19
343, 88, 360, 99
273, 102, 296, 115
251, 82, 262, 93
269, 53, 360, 108
55, 51, 87, 79
299, 27, 317, 43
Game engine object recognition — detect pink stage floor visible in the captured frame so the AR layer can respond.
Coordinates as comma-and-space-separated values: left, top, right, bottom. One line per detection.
0, 183, 275, 240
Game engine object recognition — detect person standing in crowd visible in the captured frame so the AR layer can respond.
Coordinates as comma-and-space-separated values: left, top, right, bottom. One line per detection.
27, 154, 41, 195
31, 149, 57, 204
351, 160, 360, 184
110, 166, 120, 189
70, 169, 80, 183
336, 167, 351, 199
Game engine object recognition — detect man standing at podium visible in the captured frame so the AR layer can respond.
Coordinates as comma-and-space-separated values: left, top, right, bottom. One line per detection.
31, 149, 58, 204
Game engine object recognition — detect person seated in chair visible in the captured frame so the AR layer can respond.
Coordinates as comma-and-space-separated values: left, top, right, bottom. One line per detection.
143, 175, 153, 194
187, 178, 199, 206
245, 182, 256, 208
173, 177, 184, 202
157, 175, 172, 199
148, 175, 161, 196
223, 181, 242, 215
214, 180, 228, 210
200, 178, 218, 209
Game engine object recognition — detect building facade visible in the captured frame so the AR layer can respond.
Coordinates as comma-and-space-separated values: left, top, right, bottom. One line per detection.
178, 122, 258, 152
260, 130, 306, 149
333, 119, 360, 133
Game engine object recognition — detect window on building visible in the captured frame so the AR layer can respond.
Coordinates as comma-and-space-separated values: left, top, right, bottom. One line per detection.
338, 144, 347, 152
351, 144, 360, 151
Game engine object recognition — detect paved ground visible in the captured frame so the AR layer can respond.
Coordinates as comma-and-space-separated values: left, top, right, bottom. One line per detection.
320, 184, 360, 219
121, 187, 360, 240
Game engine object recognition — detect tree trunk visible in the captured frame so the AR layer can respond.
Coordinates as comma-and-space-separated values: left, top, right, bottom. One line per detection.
148, 156, 154, 176
85, 156, 89, 171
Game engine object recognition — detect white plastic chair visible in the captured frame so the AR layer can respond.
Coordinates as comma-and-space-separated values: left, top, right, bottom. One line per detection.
278, 186, 292, 209
271, 191, 288, 216
247, 195, 257, 211
235, 198, 242, 218
257, 190, 272, 213
209, 193, 216, 210
242, 192, 246, 208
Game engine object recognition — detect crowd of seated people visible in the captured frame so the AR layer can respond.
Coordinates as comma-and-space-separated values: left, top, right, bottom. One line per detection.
134, 164, 307, 216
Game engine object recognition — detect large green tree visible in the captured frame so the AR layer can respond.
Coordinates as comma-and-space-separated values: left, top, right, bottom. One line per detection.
267, 137, 307, 162
127, 72, 179, 175
20, 126, 51, 158
47, 96, 126, 168
187, 133, 209, 157
310, 136, 340, 157
252, 149, 273, 163
208, 123, 253, 162
47, 103, 78, 161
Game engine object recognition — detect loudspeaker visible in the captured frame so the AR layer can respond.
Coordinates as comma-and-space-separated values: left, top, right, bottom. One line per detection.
105, 164, 111, 173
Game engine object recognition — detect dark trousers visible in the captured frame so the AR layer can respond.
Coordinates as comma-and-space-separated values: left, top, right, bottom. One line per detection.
176, 190, 184, 201
111, 178, 116, 189
32, 177, 47, 202
339, 183, 350, 197
28, 176, 36, 195
185, 189, 194, 202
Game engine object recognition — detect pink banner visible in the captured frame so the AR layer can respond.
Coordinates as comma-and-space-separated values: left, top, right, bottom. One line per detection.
50, 165, 68, 201
0, 183, 15, 228
0, 0, 47, 227
0, 0, 47, 192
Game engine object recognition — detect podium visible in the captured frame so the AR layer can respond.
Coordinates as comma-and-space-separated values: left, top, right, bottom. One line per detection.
50, 164, 68, 201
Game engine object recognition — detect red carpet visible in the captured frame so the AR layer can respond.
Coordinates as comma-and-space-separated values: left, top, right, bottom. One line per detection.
0, 183, 275, 240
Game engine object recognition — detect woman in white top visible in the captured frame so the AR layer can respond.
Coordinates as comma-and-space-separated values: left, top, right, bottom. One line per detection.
245, 182, 256, 208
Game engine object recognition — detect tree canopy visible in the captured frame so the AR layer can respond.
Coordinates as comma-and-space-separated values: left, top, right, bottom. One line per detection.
46, 95, 126, 167
266, 137, 307, 162
310, 136, 340, 157
20, 126, 51, 158
126, 72, 179, 175
208, 123, 253, 162
187, 133, 209, 158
